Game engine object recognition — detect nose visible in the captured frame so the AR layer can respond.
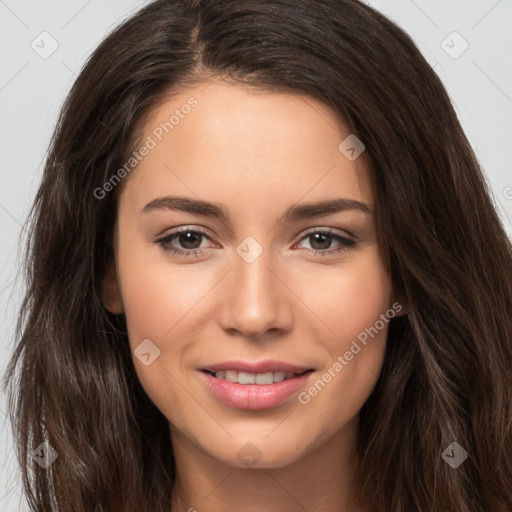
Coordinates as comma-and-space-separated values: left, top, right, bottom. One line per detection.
217, 245, 294, 340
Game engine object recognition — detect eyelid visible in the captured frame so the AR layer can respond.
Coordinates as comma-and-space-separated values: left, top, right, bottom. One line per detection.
296, 225, 356, 242
164, 225, 219, 248
154, 224, 215, 238
292, 228, 357, 256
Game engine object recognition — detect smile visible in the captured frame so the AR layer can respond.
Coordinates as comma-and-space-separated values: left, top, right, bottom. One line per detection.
200, 369, 315, 410
205, 369, 309, 385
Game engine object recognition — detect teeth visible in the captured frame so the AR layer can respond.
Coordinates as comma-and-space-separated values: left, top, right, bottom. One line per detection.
224, 370, 238, 382
255, 372, 273, 384
273, 371, 285, 383
238, 371, 255, 384
212, 370, 302, 385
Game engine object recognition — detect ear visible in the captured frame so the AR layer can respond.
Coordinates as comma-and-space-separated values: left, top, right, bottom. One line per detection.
101, 262, 124, 314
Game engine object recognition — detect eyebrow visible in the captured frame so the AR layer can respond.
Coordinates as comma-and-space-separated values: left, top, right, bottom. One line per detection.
141, 195, 372, 223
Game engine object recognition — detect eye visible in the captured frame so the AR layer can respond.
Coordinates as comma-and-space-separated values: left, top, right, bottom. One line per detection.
294, 229, 356, 257
155, 227, 215, 256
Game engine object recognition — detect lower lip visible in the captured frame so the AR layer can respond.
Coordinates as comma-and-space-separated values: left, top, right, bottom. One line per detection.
200, 370, 314, 410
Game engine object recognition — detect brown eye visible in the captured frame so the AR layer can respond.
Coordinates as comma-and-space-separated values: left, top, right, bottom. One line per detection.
308, 232, 333, 250
176, 231, 203, 249
296, 229, 356, 256
156, 227, 214, 256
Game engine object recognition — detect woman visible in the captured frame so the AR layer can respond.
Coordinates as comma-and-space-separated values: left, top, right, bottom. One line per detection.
4, 0, 512, 511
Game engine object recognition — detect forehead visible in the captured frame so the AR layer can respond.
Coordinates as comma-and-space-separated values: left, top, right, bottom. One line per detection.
119, 79, 372, 218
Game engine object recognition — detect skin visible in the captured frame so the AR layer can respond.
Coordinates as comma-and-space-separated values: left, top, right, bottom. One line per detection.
102, 78, 406, 512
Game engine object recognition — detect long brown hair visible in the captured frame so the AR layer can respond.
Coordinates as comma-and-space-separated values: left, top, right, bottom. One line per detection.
4, 0, 512, 510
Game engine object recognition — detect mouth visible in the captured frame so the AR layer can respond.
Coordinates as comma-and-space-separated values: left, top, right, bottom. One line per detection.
198, 361, 316, 410
201, 368, 314, 385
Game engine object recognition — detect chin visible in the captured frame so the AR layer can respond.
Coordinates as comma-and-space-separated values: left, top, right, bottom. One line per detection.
204, 432, 311, 469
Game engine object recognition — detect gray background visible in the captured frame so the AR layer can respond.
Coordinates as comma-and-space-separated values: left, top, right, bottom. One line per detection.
1, 1, 511, 510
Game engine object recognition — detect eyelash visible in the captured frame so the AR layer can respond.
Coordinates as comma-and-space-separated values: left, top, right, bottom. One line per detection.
155, 226, 357, 258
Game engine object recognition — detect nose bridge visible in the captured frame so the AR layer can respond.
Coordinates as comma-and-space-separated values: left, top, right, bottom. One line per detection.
217, 237, 292, 337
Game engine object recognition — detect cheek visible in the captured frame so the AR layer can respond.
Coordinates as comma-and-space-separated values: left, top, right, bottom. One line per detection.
117, 240, 213, 345
302, 248, 392, 343
115, 235, 228, 414
295, 250, 392, 426
331, 250, 392, 379
115, 242, 201, 420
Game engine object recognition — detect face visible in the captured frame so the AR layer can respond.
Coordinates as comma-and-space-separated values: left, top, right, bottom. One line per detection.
103, 79, 402, 469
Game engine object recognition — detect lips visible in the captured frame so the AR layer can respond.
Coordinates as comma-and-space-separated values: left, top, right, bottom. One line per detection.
199, 360, 316, 409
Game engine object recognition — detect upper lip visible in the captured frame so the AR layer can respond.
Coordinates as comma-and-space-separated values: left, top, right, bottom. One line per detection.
201, 360, 314, 374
